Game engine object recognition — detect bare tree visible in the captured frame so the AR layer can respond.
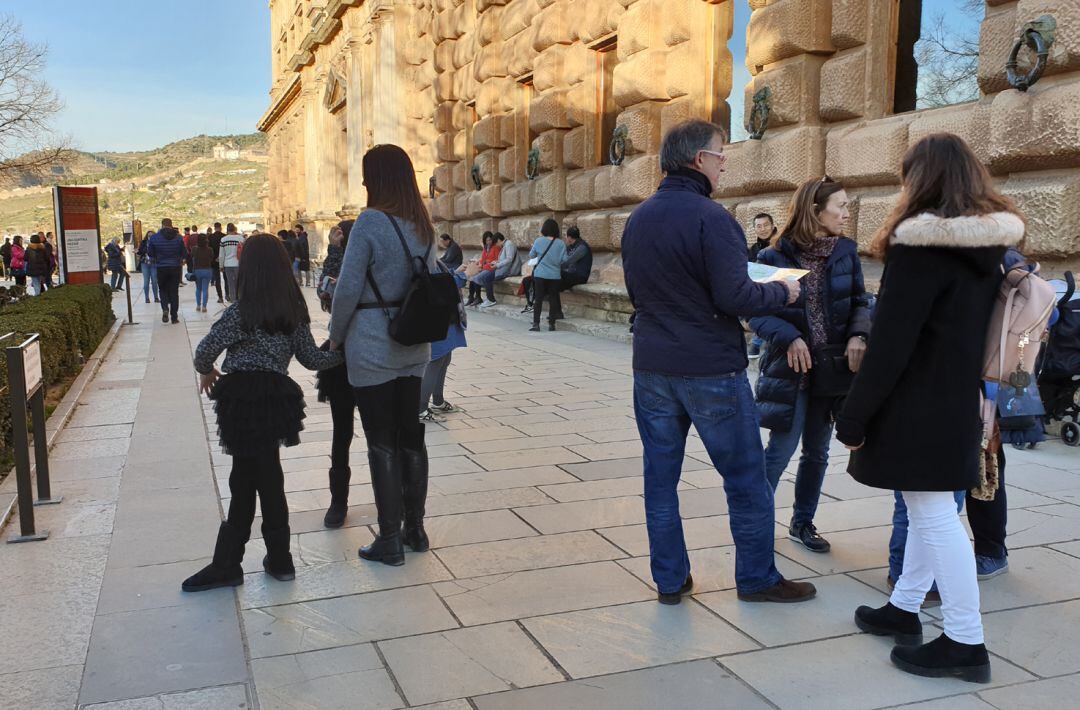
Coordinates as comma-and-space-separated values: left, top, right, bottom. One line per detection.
0, 14, 70, 181
915, 0, 983, 109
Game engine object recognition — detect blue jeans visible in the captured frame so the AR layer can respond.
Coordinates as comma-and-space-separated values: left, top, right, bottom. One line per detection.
889, 489, 966, 582
109, 268, 125, 289
194, 268, 213, 308
29, 275, 43, 296
141, 262, 158, 301
634, 370, 781, 595
764, 388, 833, 527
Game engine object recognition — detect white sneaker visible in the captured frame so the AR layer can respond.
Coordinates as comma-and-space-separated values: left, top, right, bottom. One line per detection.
479, 299, 497, 309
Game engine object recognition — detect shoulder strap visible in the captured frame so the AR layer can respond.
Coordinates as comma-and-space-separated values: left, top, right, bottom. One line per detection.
538, 237, 557, 265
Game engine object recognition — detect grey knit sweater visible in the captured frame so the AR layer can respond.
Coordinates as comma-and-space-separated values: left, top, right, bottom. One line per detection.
328, 210, 437, 387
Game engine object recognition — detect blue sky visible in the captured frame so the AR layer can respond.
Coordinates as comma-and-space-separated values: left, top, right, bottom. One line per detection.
12, 1, 977, 153
11, 0, 270, 152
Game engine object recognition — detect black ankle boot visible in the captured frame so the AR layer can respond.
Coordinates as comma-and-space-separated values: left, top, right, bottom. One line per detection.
358, 432, 405, 566
182, 521, 246, 592
323, 466, 351, 529
261, 525, 296, 581
400, 424, 429, 553
891, 633, 991, 683
855, 602, 923, 646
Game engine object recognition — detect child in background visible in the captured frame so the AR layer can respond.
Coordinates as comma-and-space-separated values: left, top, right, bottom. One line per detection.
182, 234, 342, 593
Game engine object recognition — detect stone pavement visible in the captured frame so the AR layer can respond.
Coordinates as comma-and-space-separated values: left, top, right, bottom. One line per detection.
1, 283, 1079, 709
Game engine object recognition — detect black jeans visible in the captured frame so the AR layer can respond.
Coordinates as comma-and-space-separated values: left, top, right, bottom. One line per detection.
532, 277, 562, 325
211, 264, 223, 301
328, 388, 355, 471
967, 447, 1008, 559
157, 266, 182, 320
225, 448, 288, 538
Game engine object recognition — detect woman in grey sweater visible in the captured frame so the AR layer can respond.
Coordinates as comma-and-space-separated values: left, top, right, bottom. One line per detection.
328, 144, 437, 566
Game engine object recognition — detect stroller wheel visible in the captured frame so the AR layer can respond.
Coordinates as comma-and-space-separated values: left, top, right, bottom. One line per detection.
1063, 421, 1080, 447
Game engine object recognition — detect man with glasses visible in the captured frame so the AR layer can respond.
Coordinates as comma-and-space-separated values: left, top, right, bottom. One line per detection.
621, 119, 814, 606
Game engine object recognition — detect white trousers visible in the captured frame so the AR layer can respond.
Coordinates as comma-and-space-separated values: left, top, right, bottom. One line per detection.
890, 490, 984, 645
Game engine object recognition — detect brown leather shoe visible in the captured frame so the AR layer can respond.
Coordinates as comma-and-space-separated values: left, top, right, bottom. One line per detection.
737, 578, 817, 603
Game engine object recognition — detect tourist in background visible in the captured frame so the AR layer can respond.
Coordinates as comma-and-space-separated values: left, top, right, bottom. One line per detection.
210, 222, 225, 304
148, 218, 187, 324
465, 231, 499, 307
182, 234, 342, 593
138, 231, 159, 303
560, 226, 592, 292
528, 218, 567, 332
192, 233, 215, 313
220, 223, 244, 302
622, 119, 813, 606
438, 233, 463, 271
315, 218, 356, 528
751, 177, 870, 554
296, 226, 311, 287
747, 213, 778, 359
842, 133, 1025, 682
105, 237, 126, 291
421, 265, 467, 420
328, 144, 436, 566
317, 220, 351, 313
489, 232, 521, 306
25, 234, 50, 296
40, 232, 55, 291
9, 235, 25, 287
1, 237, 11, 280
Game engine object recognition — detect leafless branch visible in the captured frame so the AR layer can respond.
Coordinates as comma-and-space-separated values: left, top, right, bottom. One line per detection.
0, 14, 66, 179
914, 4, 982, 109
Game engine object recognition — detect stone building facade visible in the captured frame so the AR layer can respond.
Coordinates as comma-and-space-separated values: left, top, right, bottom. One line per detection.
262, 0, 1080, 318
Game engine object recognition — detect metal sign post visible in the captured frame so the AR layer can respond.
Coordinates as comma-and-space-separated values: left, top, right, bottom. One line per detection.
5, 333, 60, 544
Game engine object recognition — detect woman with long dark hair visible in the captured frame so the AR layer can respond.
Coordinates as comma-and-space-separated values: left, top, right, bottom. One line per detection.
316, 219, 356, 528
182, 234, 342, 592
841, 133, 1025, 682
751, 177, 871, 553
328, 145, 437, 565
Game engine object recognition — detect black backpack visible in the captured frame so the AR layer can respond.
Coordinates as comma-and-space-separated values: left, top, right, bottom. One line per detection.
361, 214, 459, 346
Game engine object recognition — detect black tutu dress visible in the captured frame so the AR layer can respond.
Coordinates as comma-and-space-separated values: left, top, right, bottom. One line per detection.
210, 371, 307, 457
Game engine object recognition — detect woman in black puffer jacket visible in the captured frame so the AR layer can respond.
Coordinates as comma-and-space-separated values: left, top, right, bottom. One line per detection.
751, 176, 871, 554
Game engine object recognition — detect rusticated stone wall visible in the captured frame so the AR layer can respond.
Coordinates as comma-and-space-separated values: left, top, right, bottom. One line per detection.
263, 0, 1080, 286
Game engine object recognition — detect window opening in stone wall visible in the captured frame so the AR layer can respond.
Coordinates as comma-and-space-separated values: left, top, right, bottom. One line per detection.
466, 101, 479, 189
726, 1, 752, 142
591, 35, 620, 166
518, 76, 536, 182
892, 0, 983, 113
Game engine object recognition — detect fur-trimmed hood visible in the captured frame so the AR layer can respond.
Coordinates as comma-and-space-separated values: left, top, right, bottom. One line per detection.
892, 211, 1024, 274
892, 212, 1024, 249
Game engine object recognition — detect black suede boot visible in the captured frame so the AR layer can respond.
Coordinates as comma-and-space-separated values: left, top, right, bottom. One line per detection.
400, 423, 430, 553
261, 525, 296, 581
182, 521, 246, 592
855, 602, 923, 646
891, 632, 991, 683
358, 431, 405, 566
323, 466, 352, 529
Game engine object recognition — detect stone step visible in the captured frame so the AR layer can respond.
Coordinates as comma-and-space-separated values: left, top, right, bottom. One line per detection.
469, 302, 633, 344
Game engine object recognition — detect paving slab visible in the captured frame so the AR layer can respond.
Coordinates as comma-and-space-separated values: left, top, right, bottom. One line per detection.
722, 633, 1033, 710
434, 530, 625, 576
251, 644, 402, 710
979, 599, 1080, 677
82, 683, 251, 709
0, 663, 82, 710
617, 545, 817, 594
522, 599, 758, 678
977, 674, 1080, 709
472, 659, 770, 710
379, 621, 563, 705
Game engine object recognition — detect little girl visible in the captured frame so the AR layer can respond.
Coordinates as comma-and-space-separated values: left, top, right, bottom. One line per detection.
183, 233, 342, 593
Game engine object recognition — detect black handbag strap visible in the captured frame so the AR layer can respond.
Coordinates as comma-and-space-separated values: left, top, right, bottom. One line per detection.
358, 212, 430, 316
536, 236, 557, 269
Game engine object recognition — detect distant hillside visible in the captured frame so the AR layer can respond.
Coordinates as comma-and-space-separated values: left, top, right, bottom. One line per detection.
0, 133, 268, 236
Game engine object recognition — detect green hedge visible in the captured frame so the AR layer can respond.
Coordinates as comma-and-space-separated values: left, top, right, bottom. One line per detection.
0, 284, 115, 463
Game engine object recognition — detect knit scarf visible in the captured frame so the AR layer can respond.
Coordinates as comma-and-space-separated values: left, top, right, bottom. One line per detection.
799, 236, 839, 349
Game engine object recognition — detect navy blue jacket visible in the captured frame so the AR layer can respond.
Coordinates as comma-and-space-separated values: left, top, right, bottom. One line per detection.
622, 170, 788, 376
750, 237, 872, 431
147, 228, 188, 269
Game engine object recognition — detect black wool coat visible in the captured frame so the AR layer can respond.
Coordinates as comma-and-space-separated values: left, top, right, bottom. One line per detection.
751, 237, 871, 432
835, 212, 1025, 492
